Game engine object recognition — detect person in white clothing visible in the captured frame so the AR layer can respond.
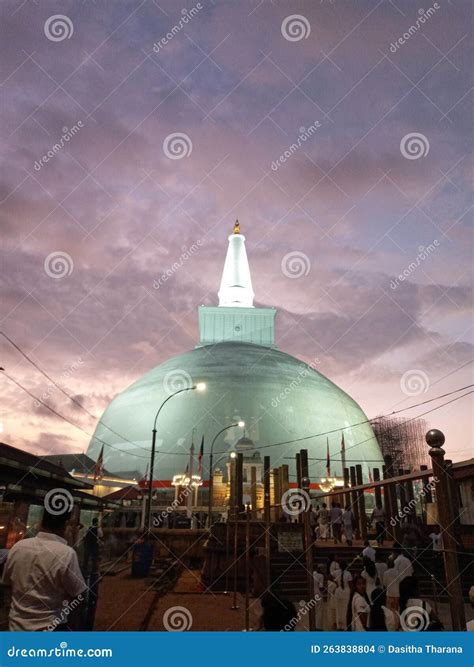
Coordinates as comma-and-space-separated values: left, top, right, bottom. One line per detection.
428, 526, 443, 552
362, 540, 376, 562
369, 587, 399, 631
349, 575, 370, 631
342, 506, 354, 545
318, 503, 329, 540
2, 507, 86, 631
334, 561, 352, 630
399, 576, 442, 631
312, 565, 325, 630
382, 560, 400, 611
361, 556, 379, 598
328, 555, 341, 579
393, 549, 414, 581
375, 553, 388, 584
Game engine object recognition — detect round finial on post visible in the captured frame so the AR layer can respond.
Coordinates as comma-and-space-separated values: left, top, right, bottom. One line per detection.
425, 429, 445, 448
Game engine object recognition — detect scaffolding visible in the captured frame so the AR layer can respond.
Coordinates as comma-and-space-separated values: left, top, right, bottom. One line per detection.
370, 416, 430, 472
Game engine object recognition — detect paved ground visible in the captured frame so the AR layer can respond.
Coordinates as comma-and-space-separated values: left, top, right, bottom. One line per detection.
94, 568, 474, 632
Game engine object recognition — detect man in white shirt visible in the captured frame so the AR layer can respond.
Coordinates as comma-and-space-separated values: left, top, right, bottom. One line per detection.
371, 503, 385, 545
393, 549, 414, 581
428, 526, 443, 552
329, 503, 343, 544
3, 507, 87, 631
362, 540, 376, 562
382, 560, 400, 610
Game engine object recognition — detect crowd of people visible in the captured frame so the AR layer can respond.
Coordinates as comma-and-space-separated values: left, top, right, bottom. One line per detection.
311, 502, 387, 546
309, 544, 443, 632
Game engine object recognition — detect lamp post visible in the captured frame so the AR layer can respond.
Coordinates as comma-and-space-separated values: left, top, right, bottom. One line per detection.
207, 421, 244, 528
146, 382, 206, 530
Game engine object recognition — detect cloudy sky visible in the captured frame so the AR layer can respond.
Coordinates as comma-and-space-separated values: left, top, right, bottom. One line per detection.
1, 0, 472, 463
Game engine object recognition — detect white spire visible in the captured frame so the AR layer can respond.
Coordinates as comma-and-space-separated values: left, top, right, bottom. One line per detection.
218, 220, 255, 308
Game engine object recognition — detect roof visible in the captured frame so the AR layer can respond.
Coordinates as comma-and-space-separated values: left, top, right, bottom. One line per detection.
43, 452, 110, 475
0, 442, 91, 488
102, 485, 142, 501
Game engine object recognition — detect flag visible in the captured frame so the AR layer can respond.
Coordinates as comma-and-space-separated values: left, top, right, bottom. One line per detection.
94, 445, 104, 482
198, 435, 204, 474
326, 438, 331, 477
368, 469, 374, 484
143, 463, 149, 482
340, 432, 346, 483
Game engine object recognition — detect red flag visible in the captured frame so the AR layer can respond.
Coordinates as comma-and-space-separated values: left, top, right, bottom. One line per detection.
198, 435, 204, 474
326, 438, 331, 477
94, 445, 104, 481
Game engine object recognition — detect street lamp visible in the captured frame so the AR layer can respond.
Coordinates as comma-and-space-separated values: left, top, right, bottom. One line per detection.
207, 421, 244, 528
146, 382, 206, 529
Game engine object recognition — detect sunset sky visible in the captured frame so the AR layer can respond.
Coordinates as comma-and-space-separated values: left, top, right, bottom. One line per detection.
1, 0, 472, 464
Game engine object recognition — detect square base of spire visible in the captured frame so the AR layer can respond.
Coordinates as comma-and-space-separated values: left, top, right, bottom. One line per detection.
198, 306, 276, 347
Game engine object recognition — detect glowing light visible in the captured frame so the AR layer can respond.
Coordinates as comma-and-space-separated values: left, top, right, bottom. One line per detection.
230, 451, 237, 459
195, 382, 206, 392
238, 420, 245, 428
